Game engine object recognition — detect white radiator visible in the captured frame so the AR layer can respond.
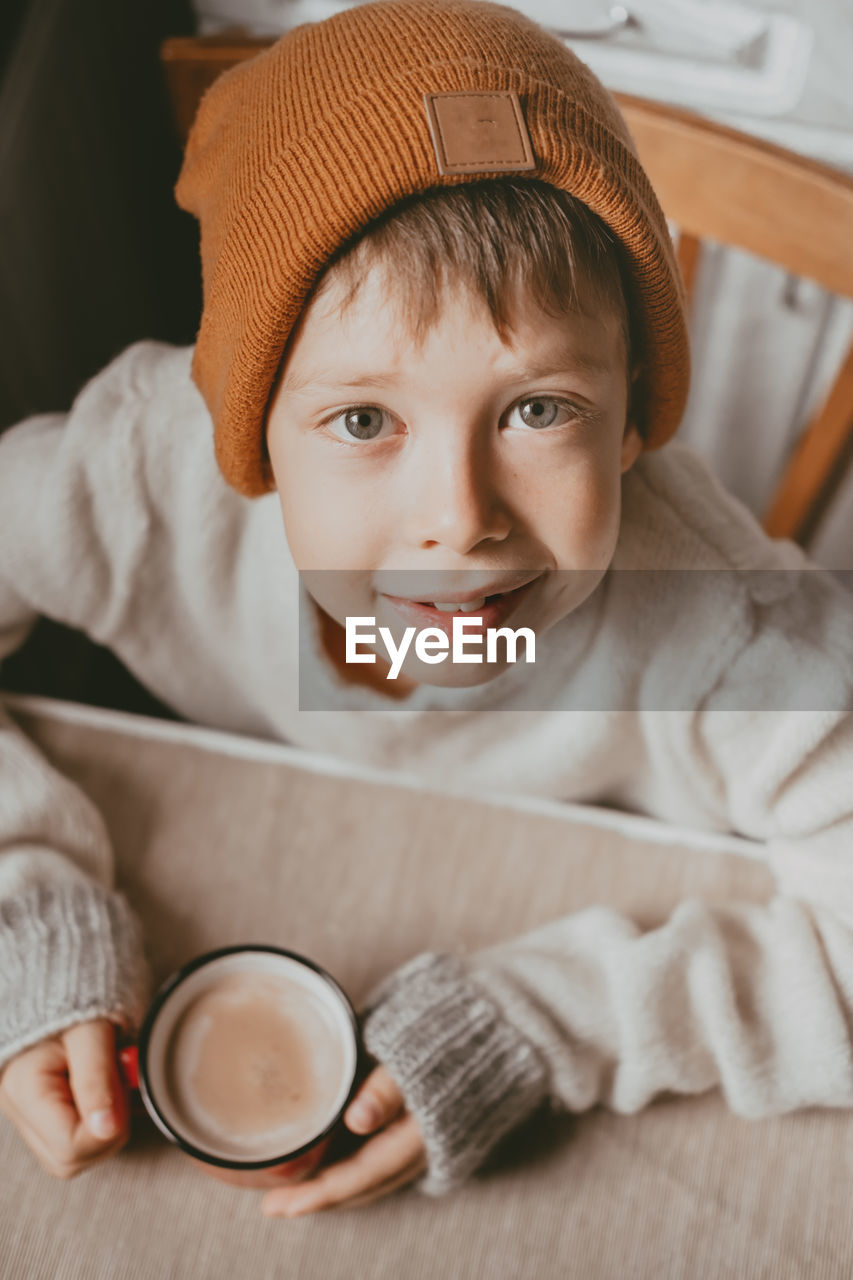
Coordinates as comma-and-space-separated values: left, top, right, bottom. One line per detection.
677, 243, 853, 568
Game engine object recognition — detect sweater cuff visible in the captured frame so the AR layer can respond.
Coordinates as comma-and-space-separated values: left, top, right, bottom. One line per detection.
0, 881, 150, 1071
361, 953, 550, 1195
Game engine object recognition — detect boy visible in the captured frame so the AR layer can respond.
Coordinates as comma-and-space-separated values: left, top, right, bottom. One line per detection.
1, 0, 853, 1222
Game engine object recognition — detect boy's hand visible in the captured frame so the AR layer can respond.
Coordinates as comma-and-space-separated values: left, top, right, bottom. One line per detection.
0, 1019, 130, 1179
261, 1065, 427, 1217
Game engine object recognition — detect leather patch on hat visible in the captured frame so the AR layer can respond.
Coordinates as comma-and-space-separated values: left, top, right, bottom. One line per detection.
423, 91, 535, 175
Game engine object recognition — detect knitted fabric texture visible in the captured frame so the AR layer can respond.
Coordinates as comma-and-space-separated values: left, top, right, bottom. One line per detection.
361, 952, 550, 1193
0, 882, 150, 1070
175, 0, 690, 497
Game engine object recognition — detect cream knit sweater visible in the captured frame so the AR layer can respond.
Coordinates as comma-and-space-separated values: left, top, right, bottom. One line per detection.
2, 341, 853, 1192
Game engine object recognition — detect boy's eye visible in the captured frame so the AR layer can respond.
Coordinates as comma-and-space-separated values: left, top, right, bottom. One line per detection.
508, 397, 578, 430
328, 406, 392, 442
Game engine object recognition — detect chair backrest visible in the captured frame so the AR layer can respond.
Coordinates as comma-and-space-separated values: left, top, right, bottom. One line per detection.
161, 36, 853, 545
161, 35, 271, 143
614, 95, 853, 544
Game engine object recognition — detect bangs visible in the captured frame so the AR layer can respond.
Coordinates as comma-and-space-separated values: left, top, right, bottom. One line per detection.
311, 178, 636, 370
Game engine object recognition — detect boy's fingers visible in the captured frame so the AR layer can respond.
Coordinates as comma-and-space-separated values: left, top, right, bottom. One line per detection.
0, 1027, 129, 1178
262, 1113, 426, 1217
337, 1156, 428, 1210
0, 1042, 97, 1177
0, 1053, 78, 1155
13, 1099, 88, 1178
63, 1021, 128, 1144
344, 1065, 406, 1133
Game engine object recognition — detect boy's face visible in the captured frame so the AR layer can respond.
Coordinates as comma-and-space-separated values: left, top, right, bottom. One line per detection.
266, 261, 641, 694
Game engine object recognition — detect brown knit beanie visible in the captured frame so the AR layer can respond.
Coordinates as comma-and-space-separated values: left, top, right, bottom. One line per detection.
175, 0, 690, 498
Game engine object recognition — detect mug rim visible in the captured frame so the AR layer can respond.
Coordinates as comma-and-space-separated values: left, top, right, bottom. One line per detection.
136, 943, 361, 1171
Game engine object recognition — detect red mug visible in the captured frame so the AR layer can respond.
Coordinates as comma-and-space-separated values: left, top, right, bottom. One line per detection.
120, 945, 361, 1189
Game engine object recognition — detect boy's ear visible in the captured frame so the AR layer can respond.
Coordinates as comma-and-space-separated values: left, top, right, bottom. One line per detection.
620, 361, 644, 473
620, 421, 643, 473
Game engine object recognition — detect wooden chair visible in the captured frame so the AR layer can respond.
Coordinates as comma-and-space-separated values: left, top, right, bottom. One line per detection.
616, 95, 853, 544
161, 35, 853, 546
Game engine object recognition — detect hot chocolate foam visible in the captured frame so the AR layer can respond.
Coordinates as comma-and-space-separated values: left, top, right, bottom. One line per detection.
146, 955, 356, 1163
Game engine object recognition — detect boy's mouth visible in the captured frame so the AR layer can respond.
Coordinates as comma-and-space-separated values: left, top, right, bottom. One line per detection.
381, 578, 539, 634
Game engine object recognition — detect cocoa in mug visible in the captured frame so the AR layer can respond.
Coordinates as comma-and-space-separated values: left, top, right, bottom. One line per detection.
134, 946, 360, 1188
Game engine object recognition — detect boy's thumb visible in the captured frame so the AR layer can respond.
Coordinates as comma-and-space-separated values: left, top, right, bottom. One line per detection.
63, 1019, 127, 1141
345, 1065, 406, 1133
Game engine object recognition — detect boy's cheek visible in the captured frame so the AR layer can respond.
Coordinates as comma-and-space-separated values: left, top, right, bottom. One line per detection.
301, 571, 375, 631
273, 480, 354, 571
554, 459, 625, 570
270, 449, 381, 574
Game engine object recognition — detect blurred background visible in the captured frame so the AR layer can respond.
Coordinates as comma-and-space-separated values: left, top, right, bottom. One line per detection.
1, 0, 851, 713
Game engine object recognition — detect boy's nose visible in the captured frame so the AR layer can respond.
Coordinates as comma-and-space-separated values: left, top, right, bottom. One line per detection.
401, 438, 513, 554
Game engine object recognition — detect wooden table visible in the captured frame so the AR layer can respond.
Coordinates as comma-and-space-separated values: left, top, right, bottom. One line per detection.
2, 695, 852, 1280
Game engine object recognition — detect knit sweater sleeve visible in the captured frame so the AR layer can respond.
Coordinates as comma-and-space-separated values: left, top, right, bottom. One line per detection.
361, 570, 853, 1195
0, 676, 148, 1070
0, 346, 166, 1070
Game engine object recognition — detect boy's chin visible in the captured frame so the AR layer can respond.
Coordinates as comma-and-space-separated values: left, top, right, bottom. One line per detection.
391, 660, 518, 691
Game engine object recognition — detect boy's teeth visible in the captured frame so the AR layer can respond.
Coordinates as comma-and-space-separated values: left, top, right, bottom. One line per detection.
432, 597, 487, 612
